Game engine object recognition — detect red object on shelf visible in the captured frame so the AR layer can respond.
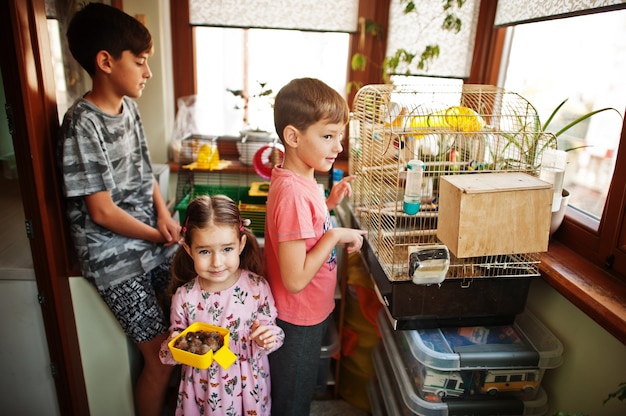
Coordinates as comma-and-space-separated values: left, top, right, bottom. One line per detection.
252, 143, 284, 179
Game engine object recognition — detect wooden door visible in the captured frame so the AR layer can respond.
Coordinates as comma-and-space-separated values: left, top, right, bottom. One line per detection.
0, 0, 88, 414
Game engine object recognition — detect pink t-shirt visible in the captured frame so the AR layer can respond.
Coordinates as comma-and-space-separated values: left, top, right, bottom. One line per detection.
264, 166, 337, 326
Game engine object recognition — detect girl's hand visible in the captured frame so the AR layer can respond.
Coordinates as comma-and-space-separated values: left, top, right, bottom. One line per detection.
250, 319, 277, 349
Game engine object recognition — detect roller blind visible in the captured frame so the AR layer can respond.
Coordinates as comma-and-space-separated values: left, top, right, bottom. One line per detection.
189, 0, 359, 32
495, 0, 626, 26
385, 0, 481, 79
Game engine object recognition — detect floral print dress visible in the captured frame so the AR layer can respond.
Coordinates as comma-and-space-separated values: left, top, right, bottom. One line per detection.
160, 270, 284, 416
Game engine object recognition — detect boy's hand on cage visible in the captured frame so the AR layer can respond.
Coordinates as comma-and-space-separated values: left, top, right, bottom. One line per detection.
326, 175, 355, 210
335, 227, 367, 253
250, 319, 276, 350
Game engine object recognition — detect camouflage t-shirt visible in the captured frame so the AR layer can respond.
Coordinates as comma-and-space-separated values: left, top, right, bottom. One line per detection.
60, 96, 176, 290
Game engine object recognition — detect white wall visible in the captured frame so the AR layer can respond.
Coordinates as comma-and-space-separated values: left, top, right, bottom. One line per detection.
125, 0, 175, 164
526, 279, 626, 415
0, 278, 61, 416
70, 277, 136, 416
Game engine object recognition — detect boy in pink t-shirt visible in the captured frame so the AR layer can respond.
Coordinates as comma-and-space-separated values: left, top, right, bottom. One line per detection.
264, 78, 367, 415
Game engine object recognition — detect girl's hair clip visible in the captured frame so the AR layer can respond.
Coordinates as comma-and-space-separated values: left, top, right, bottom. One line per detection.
181, 217, 189, 234
240, 218, 251, 233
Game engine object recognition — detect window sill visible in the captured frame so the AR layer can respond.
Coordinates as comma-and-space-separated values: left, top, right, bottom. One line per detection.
540, 240, 626, 345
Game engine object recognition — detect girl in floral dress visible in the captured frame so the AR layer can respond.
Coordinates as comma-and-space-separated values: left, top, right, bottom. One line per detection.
160, 195, 284, 416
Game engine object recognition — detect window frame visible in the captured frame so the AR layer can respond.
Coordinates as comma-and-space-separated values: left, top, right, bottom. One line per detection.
169, 1, 626, 344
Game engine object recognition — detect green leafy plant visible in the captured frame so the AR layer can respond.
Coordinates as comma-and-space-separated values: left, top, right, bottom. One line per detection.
226, 81, 273, 130
552, 381, 625, 416
349, 0, 466, 92
603, 381, 626, 406
382, 0, 465, 82
494, 99, 623, 172
541, 98, 622, 150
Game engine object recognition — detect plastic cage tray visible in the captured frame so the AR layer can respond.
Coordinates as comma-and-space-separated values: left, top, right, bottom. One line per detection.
362, 228, 536, 329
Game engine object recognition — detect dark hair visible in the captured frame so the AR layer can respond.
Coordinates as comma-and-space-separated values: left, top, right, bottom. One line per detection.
169, 195, 263, 294
66, 2, 153, 76
273, 78, 350, 142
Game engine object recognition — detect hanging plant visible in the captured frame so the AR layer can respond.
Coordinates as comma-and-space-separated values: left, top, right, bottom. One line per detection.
383, 0, 465, 80
349, 0, 467, 89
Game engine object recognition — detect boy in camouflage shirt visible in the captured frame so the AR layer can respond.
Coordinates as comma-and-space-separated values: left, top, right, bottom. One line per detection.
58, 4, 179, 415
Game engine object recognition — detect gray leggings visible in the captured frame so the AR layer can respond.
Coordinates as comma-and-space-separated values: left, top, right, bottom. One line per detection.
269, 316, 330, 416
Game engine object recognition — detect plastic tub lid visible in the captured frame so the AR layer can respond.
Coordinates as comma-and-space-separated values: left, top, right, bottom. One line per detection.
375, 320, 550, 416
392, 309, 563, 371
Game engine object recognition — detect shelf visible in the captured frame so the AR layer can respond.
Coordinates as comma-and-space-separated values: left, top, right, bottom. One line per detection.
539, 240, 626, 345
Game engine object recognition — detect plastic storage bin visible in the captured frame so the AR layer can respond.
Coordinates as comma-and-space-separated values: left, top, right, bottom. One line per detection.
376, 308, 562, 414
372, 343, 549, 416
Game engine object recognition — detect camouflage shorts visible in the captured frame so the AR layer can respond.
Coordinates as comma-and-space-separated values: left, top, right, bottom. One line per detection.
98, 260, 172, 343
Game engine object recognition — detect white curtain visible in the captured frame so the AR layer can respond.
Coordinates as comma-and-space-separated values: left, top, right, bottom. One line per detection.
385, 0, 481, 79
189, 0, 359, 32
495, 0, 626, 26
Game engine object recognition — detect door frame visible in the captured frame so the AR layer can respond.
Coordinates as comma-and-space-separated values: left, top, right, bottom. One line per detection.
0, 0, 88, 414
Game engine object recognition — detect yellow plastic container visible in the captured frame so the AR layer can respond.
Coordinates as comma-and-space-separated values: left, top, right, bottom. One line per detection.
195, 143, 220, 170
168, 322, 237, 370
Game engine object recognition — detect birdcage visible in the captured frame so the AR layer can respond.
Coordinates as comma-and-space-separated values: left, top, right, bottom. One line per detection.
349, 84, 555, 282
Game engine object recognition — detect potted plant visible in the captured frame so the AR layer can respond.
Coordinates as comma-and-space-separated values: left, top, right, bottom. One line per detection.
227, 80, 273, 132
227, 81, 275, 165
486, 98, 621, 234
538, 99, 622, 235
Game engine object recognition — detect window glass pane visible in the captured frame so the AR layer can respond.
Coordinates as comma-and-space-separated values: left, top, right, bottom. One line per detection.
194, 27, 350, 137
47, 19, 69, 123
500, 10, 626, 219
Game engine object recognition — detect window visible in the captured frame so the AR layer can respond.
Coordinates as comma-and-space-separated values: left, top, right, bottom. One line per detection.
500, 10, 626, 220
193, 27, 350, 136
171, 2, 626, 333
499, 8, 626, 281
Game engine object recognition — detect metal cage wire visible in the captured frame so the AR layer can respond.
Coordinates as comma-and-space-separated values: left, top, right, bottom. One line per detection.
349, 84, 556, 282
173, 135, 271, 237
